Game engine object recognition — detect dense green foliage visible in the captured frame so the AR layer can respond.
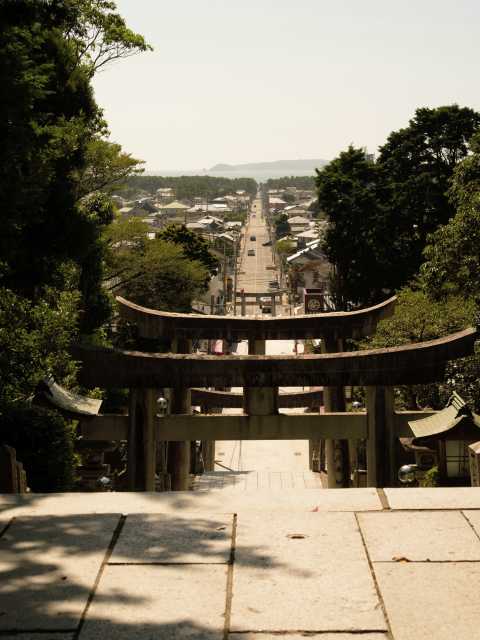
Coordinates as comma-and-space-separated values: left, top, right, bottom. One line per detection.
223, 211, 247, 224
0, 406, 77, 492
0, 0, 149, 324
104, 221, 214, 310
361, 129, 480, 410
121, 240, 208, 312
265, 176, 315, 190
273, 212, 290, 238
421, 132, 480, 301
376, 105, 480, 292
275, 238, 296, 257
0, 285, 79, 409
157, 224, 219, 282
0, 0, 150, 490
366, 289, 475, 349
317, 106, 480, 417
317, 146, 386, 306
363, 289, 477, 409
318, 106, 480, 307
116, 175, 257, 200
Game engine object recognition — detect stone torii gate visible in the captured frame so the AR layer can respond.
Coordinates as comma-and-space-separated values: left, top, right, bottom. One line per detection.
72, 295, 477, 491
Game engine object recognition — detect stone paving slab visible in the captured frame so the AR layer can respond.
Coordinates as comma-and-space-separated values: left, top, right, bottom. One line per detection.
385, 486, 480, 510
0, 488, 382, 517
231, 512, 387, 633
358, 510, 480, 561
374, 562, 480, 640
0, 514, 119, 631
80, 564, 227, 639
194, 471, 323, 491
110, 513, 232, 564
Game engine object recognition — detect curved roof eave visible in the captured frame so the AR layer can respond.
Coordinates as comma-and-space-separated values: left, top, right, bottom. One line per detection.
115, 295, 398, 340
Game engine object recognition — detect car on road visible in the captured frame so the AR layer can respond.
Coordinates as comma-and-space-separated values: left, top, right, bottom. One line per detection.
259, 296, 272, 314
250, 235, 256, 241
247, 249, 255, 256
262, 240, 271, 246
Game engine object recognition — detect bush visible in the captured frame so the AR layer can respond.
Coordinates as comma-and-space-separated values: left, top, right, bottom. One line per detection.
0, 406, 77, 492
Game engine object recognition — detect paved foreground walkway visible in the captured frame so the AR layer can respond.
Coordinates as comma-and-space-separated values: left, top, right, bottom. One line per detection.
3, 488, 480, 638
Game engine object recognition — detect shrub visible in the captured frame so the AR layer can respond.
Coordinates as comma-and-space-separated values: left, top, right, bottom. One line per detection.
0, 406, 77, 492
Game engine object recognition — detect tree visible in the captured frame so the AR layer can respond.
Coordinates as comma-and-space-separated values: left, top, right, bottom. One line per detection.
421, 132, 480, 300
0, 285, 79, 410
0, 0, 151, 330
363, 288, 477, 409
282, 192, 296, 204
121, 240, 208, 312
275, 238, 296, 258
318, 107, 480, 307
157, 224, 218, 284
376, 105, 480, 291
273, 213, 290, 238
62, 0, 152, 77
76, 138, 144, 198
265, 176, 315, 190
316, 146, 387, 307
115, 175, 257, 200
102, 216, 150, 292
0, 407, 77, 492
0, 0, 151, 487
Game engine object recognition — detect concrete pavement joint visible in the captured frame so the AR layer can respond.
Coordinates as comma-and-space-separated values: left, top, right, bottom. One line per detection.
354, 513, 394, 640
376, 489, 390, 510
461, 510, 480, 542
0, 517, 14, 539
73, 514, 126, 640
228, 631, 390, 635
107, 561, 231, 565
223, 513, 238, 640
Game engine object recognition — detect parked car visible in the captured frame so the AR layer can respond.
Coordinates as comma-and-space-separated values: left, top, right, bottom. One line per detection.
269, 280, 279, 289
262, 240, 271, 246
247, 249, 255, 256
250, 235, 256, 241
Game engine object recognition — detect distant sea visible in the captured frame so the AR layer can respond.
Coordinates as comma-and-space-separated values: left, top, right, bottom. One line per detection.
145, 166, 322, 183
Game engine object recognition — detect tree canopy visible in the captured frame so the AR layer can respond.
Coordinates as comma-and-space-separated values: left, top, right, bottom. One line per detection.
316, 146, 387, 306
116, 175, 257, 200
157, 224, 219, 282
0, 1, 152, 488
264, 176, 315, 190
421, 132, 480, 301
317, 105, 480, 307
121, 240, 208, 312
0, 0, 151, 328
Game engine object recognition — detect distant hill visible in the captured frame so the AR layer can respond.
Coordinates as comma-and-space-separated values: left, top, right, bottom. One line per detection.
210, 159, 327, 172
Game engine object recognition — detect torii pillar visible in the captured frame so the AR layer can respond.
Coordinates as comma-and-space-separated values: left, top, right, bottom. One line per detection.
167, 337, 192, 490
323, 337, 350, 488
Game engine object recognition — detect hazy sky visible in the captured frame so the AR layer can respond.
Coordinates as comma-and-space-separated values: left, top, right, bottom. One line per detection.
92, 0, 480, 171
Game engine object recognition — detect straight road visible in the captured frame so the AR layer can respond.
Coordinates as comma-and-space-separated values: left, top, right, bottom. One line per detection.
236, 196, 279, 313
192, 194, 321, 490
